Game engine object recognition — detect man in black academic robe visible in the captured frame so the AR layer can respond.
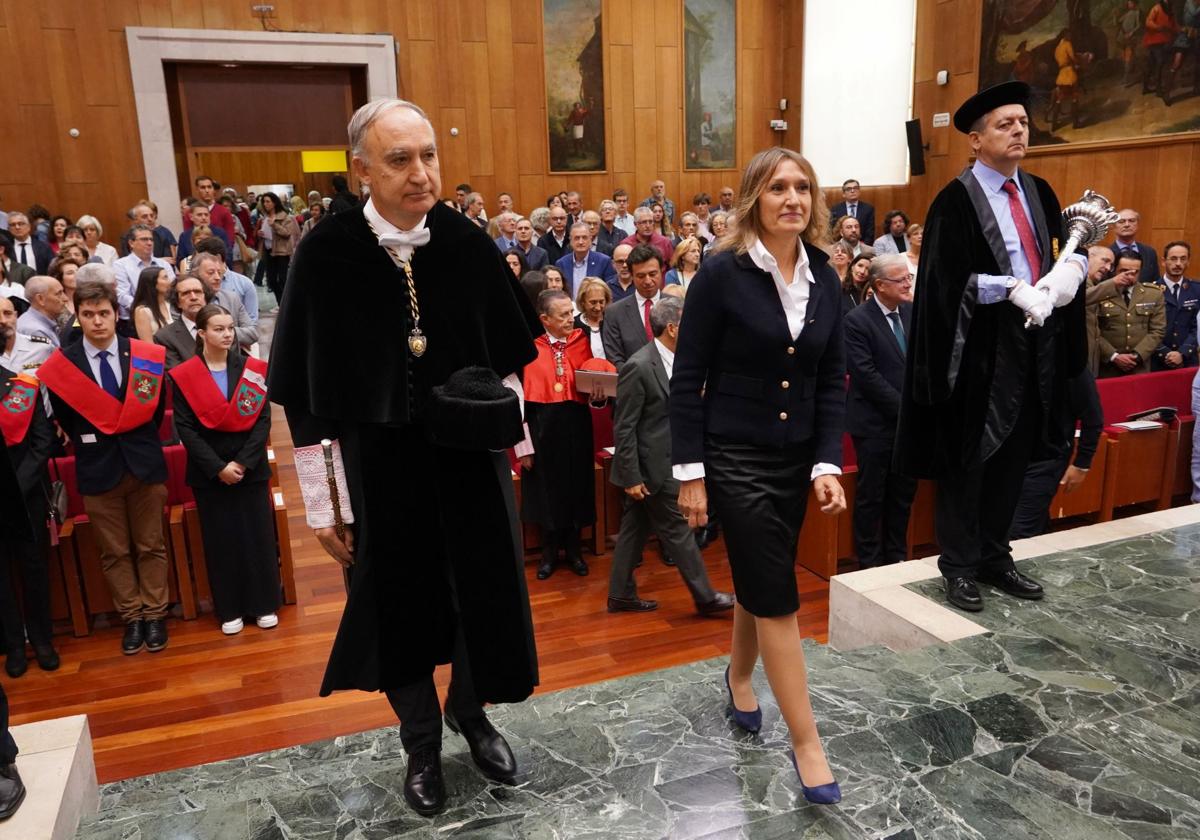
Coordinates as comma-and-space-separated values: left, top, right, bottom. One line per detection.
268, 100, 538, 818
896, 81, 1088, 613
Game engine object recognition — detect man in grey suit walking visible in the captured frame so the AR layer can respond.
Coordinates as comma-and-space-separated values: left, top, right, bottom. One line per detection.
607, 296, 734, 616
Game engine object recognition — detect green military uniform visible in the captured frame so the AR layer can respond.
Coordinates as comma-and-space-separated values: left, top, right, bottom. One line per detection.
1096, 281, 1166, 378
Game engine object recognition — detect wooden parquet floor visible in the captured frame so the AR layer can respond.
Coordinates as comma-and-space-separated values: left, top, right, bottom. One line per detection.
3, 410, 831, 784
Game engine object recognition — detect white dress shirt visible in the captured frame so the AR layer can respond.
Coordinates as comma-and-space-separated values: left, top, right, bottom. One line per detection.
364, 197, 427, 263
113, 252, 175, 319
13, 237, 35, 268
654, 338, 674, 379
581, 317, 605, 359
83, 335, 122, 388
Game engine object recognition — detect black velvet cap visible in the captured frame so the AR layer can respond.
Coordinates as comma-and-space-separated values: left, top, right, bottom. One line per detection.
426, 366, 524, 451
953, 81, 1031, 133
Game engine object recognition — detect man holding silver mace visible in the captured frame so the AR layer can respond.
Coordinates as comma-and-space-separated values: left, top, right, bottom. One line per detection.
269, 99, 540, 817
896, 81, 1105, 614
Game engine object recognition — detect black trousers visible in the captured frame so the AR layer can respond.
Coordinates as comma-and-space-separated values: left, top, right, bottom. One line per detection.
1010, 454, 1071, 541
0, 684, 14, 765
265, 254, 289, 304
851, 435, 917, 567
0, 491, 52, 653
935, 384, 1042, 580
384, 629, 484, 754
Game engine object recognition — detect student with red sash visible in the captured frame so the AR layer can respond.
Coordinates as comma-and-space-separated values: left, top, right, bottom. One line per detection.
519, 289, 597, 580
38, 283, 170, 656
0, 364, 58, 678
169, 305, 278, 635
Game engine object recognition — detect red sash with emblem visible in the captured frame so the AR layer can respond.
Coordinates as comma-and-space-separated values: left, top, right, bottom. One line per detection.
37, 339, 165, 435
523, 329, 593, 403
168, 355, 268, 432
0, 373, 40, 446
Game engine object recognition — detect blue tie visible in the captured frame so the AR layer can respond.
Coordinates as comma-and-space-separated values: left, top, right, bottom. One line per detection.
96, 350, 121, 399
888, 312, 907, 355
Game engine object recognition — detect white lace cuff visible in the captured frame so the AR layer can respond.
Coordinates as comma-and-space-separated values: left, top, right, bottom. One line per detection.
293, 440, 355, 529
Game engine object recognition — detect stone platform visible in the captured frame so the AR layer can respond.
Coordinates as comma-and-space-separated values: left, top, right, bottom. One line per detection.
75, 517, 1200, 839
1, 714, 97, 840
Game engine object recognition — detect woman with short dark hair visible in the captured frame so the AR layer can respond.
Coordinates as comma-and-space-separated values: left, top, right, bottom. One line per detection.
168, 304, 279, 636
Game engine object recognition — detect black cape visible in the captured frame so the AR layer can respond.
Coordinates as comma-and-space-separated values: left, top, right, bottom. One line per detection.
895, 167, 1086, 478
268, 202, 540, 702
521, 401, 595, 529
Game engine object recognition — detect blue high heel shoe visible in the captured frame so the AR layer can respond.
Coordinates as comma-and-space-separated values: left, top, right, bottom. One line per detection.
790, 750, 842, 805
723, 666, 762, 733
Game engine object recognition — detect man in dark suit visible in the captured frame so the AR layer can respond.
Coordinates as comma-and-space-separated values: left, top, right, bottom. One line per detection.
1152, 240, 1200, 371
601, 244, 663, 368
38, 282, 171, 656
5, 214, 52, 275
608, 296, 733, 615
0, 231, 34, 288
537, 205, 570, 264
844, 255, 917, 568
555, 223, 617, 296
153, 275, 211, 368
1110, 209, 1160, 285
328, 174, 360, 215
830, 179, 876, 242
513, 218, 549, 271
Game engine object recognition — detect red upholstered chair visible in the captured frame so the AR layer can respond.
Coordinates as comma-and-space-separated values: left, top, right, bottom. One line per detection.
162, 445, 197, 619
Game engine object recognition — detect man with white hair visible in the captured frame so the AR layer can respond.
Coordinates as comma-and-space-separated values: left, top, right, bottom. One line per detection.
493, 212, 518, 251
15, 276, 67, 347
269, 98, 539, 818
5, 213, 52, 274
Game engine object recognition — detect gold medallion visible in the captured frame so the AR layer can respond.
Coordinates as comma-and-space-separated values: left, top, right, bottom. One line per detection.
408, 330, 427, 358
553, 382, 564, 393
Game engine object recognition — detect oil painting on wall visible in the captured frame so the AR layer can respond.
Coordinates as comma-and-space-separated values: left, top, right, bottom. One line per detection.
684, 0, 737, 169
544, 0, 607, 172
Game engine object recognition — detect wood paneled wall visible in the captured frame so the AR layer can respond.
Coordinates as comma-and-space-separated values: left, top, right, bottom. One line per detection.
0, 0, 783, 242
840, 0, 1200, 252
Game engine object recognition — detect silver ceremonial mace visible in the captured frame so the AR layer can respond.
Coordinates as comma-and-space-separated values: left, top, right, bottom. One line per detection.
1025, 190, 1120, 328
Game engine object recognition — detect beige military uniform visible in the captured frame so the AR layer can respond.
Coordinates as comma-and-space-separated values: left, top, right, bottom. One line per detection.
1085, 277, 1121, 376
1096, 281, 1166, 377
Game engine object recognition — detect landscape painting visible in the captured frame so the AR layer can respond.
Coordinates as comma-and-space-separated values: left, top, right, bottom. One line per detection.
684, 0, 737, 169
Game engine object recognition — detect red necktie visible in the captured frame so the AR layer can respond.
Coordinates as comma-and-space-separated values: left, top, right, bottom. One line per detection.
1001, 179, 1042, 281
643, 298, 653, 341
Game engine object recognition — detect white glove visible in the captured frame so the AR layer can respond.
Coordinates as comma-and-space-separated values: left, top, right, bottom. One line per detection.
1035, 259, 1085, 308
1009, 281, 1052, 327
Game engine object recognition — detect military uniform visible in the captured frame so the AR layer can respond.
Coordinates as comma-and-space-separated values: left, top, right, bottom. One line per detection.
1096, 282, 1166, 377
1152, 277, 1200, 371
1085, 277, 1121, 376
0, 333, 53, 376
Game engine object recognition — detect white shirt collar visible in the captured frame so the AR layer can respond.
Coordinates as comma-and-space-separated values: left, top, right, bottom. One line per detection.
83, 335, 119, 360
874, 294, 899, 317
363, 196, 427, 239
747, 236, 814, 284
572, 252, 590, 266
635, 290, 661, 307
654, 338, 674, 367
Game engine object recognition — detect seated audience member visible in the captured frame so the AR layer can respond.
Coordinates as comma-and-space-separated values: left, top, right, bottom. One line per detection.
844, 255, 917, 568
1153, 241, 1200, 370
189, 254, 258, 350
514, 217, 549, 270
555, 222, 617, 296
543, 265, 567, 293
1010, 369, 1103, 539
619, 207, 674, 266
49, 256, 81, 318
0, 353, 57, 678
192, 237, 258, 324
169, 304, 280, 635
595, 201, 624, 256
1097, 253, 1165, 377
0, 296, 52, 375
904, 223, 923, 276
834, 215, 875, 258
842, 254, 873, 313
519, 289, 596, 580
154, 275, 211, 369
39, 282, 171, 655
538, 205, 571, 264
114, 224, 175, 321
664, 237, 702, 292
608, 295, 733, 615
574, 276, 611, 359
131, 266, 174, 343
504, 247, 530, 280
15, 275, 67, 347
609, 243, 635, 301
1084, 245, 1118, 376
872, 211, 910, 255
602, 244, 664, 368
0, 230, 35, 288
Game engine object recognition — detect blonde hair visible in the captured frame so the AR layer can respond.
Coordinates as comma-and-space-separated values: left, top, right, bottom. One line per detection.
715, 147, 829, 255
574, 276, 612, 311
671, 236, 701, 268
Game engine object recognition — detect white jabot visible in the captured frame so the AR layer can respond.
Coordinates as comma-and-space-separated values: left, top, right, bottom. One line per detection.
364, 197, 429, 263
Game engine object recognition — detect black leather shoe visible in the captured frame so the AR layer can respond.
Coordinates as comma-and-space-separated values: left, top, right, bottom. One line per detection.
536, 561, 555, 580
144, 619, 168, 653
607, 596, 658, 612
121, 620, 145, 655
696, 592, 736, 616
403, 747, 446, 816
33, 644, 59, 672
976, 569, 1044, 600
4, 650, 26, 679
0, 762, 25, 820
695, 521, 721, 550
661, 552, 676, 567
570, 558, 589, 576
445, 707, 517, 784
944, 577, 983, 612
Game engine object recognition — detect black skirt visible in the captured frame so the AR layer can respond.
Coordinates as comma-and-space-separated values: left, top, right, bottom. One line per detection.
192, 480, 282, 622
704, 436, 815, 617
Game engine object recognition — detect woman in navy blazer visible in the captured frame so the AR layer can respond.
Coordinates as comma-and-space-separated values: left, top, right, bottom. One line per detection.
671, 147, 846, 804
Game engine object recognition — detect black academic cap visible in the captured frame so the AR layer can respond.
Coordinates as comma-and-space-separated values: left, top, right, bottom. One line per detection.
953, 80, 1032, 133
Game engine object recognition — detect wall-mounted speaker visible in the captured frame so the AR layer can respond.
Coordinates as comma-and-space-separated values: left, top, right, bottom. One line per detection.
905, 119, 926, 177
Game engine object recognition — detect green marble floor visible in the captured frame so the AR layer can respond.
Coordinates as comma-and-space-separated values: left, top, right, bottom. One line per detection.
76, 525, 1200, 839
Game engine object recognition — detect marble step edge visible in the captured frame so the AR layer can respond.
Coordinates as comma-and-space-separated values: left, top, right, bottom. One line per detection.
1, 714, 98, 840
